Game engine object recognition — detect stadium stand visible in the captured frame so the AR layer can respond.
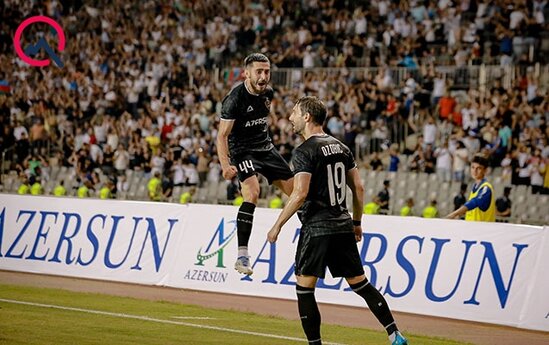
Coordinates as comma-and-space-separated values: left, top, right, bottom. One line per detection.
0, 0, 548, 225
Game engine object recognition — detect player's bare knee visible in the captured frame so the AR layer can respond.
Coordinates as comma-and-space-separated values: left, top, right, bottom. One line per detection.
242, 189, 259, 203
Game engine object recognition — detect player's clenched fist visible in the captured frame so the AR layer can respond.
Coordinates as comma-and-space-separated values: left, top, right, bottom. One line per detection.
222, 165, 238, 180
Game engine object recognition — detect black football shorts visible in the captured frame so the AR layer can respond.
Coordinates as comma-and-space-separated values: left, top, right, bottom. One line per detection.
295, 230, 365, 279
231, 148, 293, 184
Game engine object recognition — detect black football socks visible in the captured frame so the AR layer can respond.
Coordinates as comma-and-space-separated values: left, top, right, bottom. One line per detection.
349, 278, 398, 335
236, 202, 256, 249
296, 285, 322, 344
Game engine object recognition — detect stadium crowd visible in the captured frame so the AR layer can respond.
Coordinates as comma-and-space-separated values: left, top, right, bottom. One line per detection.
1, 0, 548, 206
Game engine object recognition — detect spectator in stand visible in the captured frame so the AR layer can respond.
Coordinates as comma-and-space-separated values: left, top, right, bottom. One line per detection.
116, 174, 130, 196
454, 183, 468, 212
496, 186, 512, 220
182, 157, 199, 186
207, 155, 222, 183
422, 116, 437, 148
367, 152, 384, 171
172, 158, 186, 187
437, 91, 456, 121
162, 171, 174, 200
113, 144, 130, 176
431, 73, 446, 107
423, 144, 436, 174
377, 180, 391, 214
434, 141, 453, 182
516, 144, 532, 186
529, 148, 545, 194
408, 145, 424, 173
452, 141, 469, 182
196, 148, 210, 187
463, 131, 481, 158
227, 177, 240, 201
388, 144, 400, 172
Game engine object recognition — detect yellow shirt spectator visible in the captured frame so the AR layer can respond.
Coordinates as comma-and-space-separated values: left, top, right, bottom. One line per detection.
145, 135, 161, 155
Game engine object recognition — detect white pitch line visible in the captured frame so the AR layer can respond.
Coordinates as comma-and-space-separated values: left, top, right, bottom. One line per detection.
172, 316, 217, 320
0, 298, 347, 345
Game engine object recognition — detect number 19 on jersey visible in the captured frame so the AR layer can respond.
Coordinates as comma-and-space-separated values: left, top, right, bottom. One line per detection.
327, 162, 345, 206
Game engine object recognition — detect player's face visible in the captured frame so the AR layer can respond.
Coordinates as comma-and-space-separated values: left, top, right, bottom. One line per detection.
470, 162, 486, 181
245, 62, 270, 93
289, 104, 305, 134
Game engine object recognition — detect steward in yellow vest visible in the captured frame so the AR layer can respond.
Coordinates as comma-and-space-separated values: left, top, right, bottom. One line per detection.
269, 195, 284, 209
400, 198, 414, 216
18, 177, 30, 195
422, 200, 438, 218
53, 181, 67, 196
30, 181, 43, 195
77, 180, 93, 198
99, 181, 114, 199
233, 195, 244, 206
148, 172, 162, 201
363, 197, 380, 215
180, 187, 196, 204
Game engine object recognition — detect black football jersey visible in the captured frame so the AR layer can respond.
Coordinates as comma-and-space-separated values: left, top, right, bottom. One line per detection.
292, 134, 357, 234
220, 82, 274, 155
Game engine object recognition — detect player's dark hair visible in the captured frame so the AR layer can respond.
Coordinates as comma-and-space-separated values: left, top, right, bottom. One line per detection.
296, 96, 327, 126
471, 154, 489, 167
244, 53, 270, 67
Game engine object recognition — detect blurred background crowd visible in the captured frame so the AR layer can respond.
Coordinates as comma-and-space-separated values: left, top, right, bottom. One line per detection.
0, 0, 548, 224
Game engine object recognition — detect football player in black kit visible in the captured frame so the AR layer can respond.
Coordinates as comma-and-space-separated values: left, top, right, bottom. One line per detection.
267, 96, 408, 345
217, 53, 294, 275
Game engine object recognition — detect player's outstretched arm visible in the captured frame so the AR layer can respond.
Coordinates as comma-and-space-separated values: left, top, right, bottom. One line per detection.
267, 172, 311, 243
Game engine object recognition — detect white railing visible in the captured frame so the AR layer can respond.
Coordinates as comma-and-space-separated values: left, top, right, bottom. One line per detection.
216, 64, 549, 91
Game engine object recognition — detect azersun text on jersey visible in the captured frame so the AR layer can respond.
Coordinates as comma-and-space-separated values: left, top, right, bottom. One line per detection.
220, 82, 274, 155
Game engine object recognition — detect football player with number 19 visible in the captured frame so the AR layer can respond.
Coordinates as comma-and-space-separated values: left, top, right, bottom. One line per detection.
267, 96, 408, 345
